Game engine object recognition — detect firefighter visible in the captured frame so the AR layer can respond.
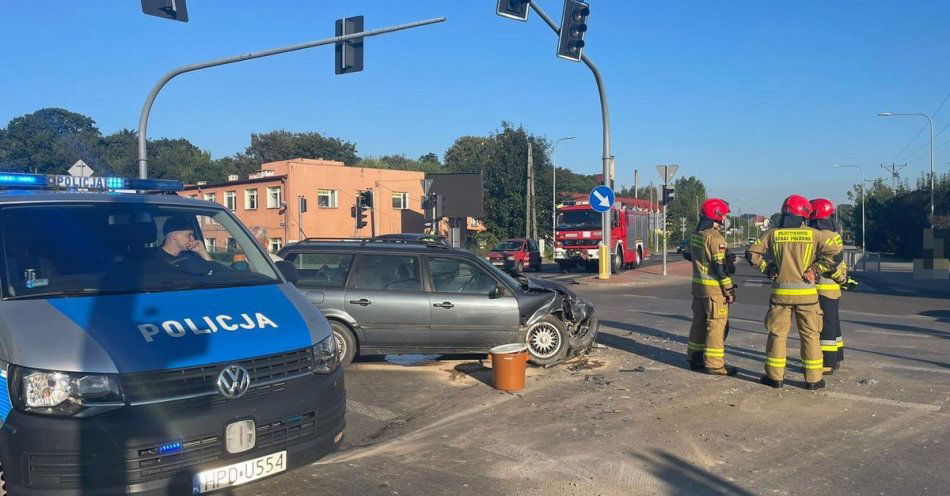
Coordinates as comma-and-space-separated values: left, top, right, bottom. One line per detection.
746, 195, 843, 389
808, 198, 857, 373
686, 198, 738, 376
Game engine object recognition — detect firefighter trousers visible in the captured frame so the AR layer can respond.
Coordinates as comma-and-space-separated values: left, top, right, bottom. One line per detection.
688, 297, 729, 369
764, 302, 824, 383
818, 296, 842, 369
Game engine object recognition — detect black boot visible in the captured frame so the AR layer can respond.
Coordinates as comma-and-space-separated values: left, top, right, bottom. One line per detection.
805, 379, 826, 390
760, 375, 783, 389
688, 355, 705, 371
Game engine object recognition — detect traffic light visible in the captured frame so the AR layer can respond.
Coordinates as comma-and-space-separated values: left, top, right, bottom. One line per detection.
335, 16, 364, 75
557, 0, 590, 62
662, 186, 675, 206
359, 190, 374, 208
352, 203, 368, 230
141, 0, 188, 22
496, 0, 530, 21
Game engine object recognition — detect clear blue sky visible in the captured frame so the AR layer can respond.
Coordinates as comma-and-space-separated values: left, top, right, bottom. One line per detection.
1, 1, 948, 214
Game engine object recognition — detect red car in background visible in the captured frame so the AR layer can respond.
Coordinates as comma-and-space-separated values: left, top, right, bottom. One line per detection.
487, 238, 542, 273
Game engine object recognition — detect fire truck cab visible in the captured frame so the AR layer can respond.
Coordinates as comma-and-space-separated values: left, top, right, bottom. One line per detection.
554, 200, 652, 273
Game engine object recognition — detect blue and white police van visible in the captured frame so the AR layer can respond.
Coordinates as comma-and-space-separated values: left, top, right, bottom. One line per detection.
0, 172, 345, 494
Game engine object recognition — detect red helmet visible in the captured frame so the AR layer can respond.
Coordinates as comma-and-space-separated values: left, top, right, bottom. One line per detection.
809, 198, 835, 220
701, 198, 731, 222
782, 195, 813, 218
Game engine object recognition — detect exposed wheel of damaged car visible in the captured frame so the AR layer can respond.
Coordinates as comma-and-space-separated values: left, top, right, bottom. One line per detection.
523, 316, 569, 365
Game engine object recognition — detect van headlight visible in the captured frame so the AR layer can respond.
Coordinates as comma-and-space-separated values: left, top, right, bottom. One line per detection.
312, 335, 340, 374
12, 367, 124, 416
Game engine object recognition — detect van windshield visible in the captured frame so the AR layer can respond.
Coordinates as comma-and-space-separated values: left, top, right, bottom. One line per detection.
0, 202, 280, 299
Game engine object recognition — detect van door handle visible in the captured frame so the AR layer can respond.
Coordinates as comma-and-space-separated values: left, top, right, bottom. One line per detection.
348, 299, 372, 306
433, 302, 454, 309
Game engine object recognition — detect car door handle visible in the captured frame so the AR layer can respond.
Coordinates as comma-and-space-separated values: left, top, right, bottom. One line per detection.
348, 299, 372, 306
433, 302, 454, 309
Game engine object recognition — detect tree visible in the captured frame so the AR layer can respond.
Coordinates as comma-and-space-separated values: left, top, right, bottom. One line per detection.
0, 108, 107, 174
664, 176, 708, 244
242, 130, 359, 166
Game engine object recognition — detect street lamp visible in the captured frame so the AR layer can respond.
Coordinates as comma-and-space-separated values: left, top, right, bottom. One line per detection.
878, 112, 936, 227
833, 164, 865, 253
551, 136, 576, 239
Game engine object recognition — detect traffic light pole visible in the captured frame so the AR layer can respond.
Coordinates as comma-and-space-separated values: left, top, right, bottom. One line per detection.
529, 2, 614, 279
136, 16, 446, 179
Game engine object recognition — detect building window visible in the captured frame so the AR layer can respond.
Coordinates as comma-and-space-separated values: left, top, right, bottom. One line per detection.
267, 187, 282, 209
205, 238, 217, 252
392, 192, 408, 210
187, 194, 198, 199
226, 238, 237, 253
203, 193, 216, 203
245, 189, 258, 210
268, 238, 283, 253
317, 189, 338, 208
224, 191, 237, 211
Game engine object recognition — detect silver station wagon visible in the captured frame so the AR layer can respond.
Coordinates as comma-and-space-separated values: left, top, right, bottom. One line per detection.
278, 238, 599, 366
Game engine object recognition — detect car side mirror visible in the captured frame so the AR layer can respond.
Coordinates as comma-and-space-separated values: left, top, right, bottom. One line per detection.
275, 260, 299, 284
489, 285, 503, 299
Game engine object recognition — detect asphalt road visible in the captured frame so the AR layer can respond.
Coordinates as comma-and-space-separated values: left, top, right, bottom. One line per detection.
237, 258, 950, 496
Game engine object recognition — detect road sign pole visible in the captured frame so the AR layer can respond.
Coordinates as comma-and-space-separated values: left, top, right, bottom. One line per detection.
136, 17, 445, 179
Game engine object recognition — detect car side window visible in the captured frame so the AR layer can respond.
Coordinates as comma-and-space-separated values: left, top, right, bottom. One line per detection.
284, 252, 354, 288
352, 254, 421, 291
528, 241, 538, 251
428, 257, 497, 295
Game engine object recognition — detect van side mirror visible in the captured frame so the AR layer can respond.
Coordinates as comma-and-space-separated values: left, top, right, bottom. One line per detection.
275, 260, 299, 284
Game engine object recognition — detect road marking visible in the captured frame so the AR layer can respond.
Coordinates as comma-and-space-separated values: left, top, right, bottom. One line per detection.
850, 328, 934, 338
822, 392, 942, 412
840, 309, 936, 321
346, 400, 401, 422
621, 294, 659, 299
872, 363, 950, 375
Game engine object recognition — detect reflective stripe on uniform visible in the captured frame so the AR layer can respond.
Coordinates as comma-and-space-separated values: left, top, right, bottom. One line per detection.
816, 283, 840, 291
687, 341, 704, 351
802, 358, 824, 370
705, 347, 725, 357
772, 288, 818, 295
836, 337, 844, 348
692, 277, 732, 287
765, 357, 787, 368
821, 340, 837, 351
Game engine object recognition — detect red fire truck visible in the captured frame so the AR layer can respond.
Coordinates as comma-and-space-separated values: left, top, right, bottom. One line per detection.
554, 198, 653, 273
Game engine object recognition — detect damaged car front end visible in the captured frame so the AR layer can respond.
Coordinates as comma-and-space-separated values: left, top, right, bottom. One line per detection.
514, 276, 600, 366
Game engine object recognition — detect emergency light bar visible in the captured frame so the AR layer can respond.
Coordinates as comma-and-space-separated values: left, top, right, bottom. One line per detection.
0, 172, 183, 192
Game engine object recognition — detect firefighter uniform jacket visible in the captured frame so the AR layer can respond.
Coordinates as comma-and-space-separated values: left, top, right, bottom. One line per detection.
813, 229, 848, 300
746, 226, 843, 305
690, 227, 733, 302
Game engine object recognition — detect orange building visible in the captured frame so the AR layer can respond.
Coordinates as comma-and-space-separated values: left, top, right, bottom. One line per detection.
183, 158, 426, 253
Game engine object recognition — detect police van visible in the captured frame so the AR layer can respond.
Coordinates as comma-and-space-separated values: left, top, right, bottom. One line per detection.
0, 172, 345, 494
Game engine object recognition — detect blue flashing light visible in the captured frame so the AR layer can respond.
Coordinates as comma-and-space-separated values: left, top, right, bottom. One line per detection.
0, 172, 183, 192
157, 442, 183, 455
0, 173, 45, 187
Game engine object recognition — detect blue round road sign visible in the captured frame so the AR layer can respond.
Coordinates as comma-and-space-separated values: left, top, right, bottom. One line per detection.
589, 186, 615, 212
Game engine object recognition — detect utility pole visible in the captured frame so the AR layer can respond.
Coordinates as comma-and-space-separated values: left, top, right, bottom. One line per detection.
633, 169, 639, 199
526, 141, 534, 240
881, 162, 907, 190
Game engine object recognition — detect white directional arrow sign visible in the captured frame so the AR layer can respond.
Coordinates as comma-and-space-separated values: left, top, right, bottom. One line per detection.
589, 186, 615, 213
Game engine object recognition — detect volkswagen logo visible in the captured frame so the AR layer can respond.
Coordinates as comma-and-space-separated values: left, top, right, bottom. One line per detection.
217, 365, 251, 399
